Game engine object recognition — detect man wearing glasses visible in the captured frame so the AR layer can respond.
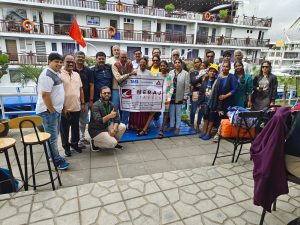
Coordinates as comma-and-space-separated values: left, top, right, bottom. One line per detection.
60, 54, 85, 157
168, 49, 188, 71
89, 86, 125, 151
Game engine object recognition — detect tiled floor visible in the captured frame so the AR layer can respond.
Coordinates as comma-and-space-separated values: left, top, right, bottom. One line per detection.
0, 130, 299, 224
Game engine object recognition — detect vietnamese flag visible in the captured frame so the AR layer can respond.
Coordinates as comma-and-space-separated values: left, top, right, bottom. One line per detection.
69, 18, 86, 48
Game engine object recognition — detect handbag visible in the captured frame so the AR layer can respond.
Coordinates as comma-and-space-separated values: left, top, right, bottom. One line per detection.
192, 91, 199, 102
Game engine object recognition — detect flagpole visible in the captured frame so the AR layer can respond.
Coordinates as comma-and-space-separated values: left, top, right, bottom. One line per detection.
86, 42, 99, 52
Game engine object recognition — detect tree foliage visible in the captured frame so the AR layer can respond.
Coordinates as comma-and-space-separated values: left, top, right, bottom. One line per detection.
0, 53, 9, 80
18, 64, 45, 86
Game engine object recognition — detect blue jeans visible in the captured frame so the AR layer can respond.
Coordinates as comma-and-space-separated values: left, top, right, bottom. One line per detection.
169, 104, 182, 129
112, 89, 120, 112
79, 103, 89, 139
38, 111, 64, 164
112, 89, 130, 125
190, 101, 203, 126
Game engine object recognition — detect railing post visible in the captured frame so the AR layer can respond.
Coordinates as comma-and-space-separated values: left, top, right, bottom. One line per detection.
193, 22, 197, 45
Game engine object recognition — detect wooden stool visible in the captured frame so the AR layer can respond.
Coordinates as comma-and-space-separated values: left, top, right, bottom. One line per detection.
0, 123, 24, 192
8, 116, 62, 191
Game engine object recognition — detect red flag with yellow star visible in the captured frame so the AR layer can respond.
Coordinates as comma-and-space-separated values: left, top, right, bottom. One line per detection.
69, 18, 86, 48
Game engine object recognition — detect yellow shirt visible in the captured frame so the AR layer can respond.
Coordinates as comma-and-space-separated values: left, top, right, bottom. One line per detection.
150, 67, 160, 76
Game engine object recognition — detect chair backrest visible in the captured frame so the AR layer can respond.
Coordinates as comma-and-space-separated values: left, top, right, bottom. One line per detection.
8, 116, 43, 129
0, 123, 5, 133
235, 110, 264, 140
8, 116, 43, 143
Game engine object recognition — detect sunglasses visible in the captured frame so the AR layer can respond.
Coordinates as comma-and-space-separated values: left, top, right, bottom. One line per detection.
173, 54, 179, 56
262, 66, 269, 68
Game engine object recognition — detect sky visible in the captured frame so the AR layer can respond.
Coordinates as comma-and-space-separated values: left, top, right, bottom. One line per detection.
249, 0, 300, 41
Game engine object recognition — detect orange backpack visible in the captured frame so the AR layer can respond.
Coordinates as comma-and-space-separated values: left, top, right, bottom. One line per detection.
218, 119, 255, 139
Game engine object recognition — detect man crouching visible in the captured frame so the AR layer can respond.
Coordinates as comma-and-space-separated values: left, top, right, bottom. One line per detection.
89, 86, 126, 151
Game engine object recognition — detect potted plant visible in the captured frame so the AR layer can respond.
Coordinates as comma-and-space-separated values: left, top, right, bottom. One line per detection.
98, 0, 106, 9
0, 53, 9, 82
165, 3, 175, 16
218, 9, 229, 22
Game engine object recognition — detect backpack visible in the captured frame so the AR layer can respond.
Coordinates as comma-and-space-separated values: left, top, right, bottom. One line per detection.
0, 168, 19, 194
227, 106, 257, 128
218, 119, 255, 139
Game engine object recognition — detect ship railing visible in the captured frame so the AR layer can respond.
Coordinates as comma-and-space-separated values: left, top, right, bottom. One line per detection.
0, 20, 194, 44
16, 0, 272, 27
196, 35, 270, 47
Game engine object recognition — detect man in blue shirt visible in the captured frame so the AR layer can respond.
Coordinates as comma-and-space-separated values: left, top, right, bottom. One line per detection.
92, 52, 113, 102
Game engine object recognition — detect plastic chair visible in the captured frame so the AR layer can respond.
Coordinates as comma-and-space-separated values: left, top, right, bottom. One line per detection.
0, 123, 24, 192
212, 110, 263, 165
8, 116, 62, 191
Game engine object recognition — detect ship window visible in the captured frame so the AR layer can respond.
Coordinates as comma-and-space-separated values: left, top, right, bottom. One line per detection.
52, 43, 57, 51
124, 18, 134, 23
54, 13, 74, 24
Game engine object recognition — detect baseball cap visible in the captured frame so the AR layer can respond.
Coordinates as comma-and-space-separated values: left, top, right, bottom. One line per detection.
209, 64, 219, 72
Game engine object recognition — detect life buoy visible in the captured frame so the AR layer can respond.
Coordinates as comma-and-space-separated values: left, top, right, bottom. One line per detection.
22, 20, 35, 31
203, 12, 212, 21
116, 2, 125, 12
108, 26, 116, 37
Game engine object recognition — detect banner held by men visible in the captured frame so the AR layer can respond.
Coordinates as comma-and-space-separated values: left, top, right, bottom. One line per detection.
120, 76, 166, 112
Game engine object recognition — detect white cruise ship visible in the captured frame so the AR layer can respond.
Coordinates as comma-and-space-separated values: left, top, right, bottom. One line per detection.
0, 0, 272, 87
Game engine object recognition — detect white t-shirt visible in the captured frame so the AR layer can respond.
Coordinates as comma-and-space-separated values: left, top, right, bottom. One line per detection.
36, 67, 65, 114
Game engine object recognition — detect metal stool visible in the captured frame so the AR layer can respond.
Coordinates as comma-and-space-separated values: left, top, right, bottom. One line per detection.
0, 123, 24, 192
8, 116, 62, 191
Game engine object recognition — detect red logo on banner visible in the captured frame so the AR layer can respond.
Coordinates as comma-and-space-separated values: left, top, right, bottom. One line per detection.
122, 89, 132, 99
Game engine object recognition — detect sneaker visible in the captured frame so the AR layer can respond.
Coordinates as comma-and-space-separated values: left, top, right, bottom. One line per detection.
80, 138, 90, 145
114, 144, 124, 150
91, 140, 102, 152
202, 134, 211, 140
57, 160, 70, 170
71, 144, 83, 153
212, 134, 219, 143
199, 133, 206, 139
78, 142, 87, 149
64, 149, 72, 157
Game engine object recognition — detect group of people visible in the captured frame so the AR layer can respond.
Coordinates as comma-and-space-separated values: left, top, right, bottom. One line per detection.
189, 50, 277, 140
35, 45, 278, 170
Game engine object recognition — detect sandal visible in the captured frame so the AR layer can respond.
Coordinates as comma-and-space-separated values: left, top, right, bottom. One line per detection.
158, 130, 164, 139
137, 130, 148, 136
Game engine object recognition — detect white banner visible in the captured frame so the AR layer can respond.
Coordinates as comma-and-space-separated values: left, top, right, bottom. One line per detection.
120, 75, 166, 112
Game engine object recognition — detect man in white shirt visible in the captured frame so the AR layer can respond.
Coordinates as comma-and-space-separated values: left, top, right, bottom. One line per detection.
234, 49, 252, 74
106, 45, 120, 65
36, 53, 69, 170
